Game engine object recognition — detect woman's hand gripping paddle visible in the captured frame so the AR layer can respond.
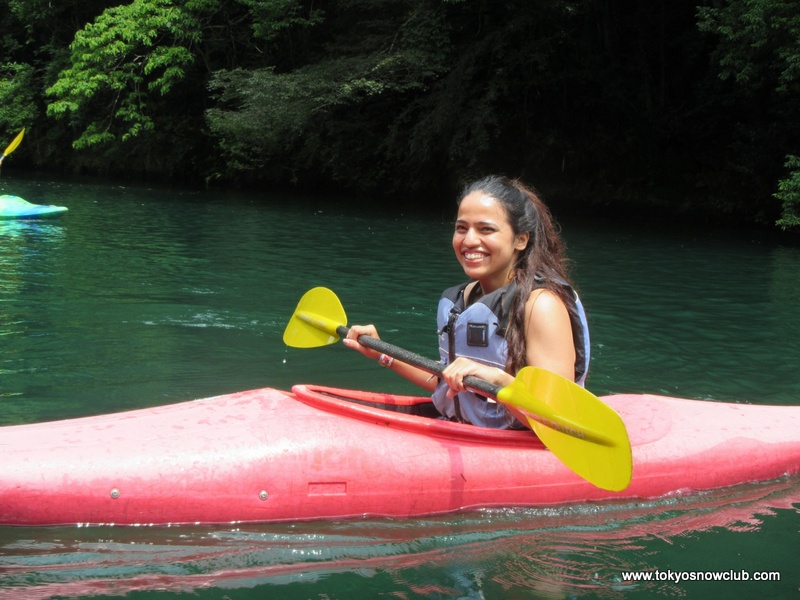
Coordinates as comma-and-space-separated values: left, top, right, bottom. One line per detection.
283, 287, 632, 492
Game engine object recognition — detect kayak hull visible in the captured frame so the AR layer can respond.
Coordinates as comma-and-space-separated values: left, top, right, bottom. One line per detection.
0, 194, 68, 219
1, 385, 798, 526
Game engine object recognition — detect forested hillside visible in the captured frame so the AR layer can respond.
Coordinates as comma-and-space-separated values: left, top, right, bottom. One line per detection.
1, 0, 798, 228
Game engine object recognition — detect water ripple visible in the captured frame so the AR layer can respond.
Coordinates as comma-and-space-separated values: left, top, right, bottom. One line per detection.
0, 478, 797, 599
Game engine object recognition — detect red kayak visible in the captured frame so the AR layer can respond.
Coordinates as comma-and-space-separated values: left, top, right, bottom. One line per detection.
1, 385, 798, 526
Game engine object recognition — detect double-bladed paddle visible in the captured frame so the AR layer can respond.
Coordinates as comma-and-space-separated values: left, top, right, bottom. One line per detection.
283, 287, 632, 492
0, 129, 25, 167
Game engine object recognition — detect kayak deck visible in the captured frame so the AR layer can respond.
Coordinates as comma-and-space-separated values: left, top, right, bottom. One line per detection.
0, 385, 798, 526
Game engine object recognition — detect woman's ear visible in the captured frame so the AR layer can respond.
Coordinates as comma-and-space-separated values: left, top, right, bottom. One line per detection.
515, 232, 530, 251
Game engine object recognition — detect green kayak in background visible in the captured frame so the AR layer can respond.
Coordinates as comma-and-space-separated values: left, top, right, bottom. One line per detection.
0, 194, 68, 219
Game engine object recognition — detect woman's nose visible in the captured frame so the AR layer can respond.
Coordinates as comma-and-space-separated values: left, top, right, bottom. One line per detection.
463, 227, 480, 244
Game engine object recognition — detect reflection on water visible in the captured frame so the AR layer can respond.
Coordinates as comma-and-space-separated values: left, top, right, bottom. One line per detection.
0, 219, 69, 420
0, 478, 797, 599
0, 220, 67, 302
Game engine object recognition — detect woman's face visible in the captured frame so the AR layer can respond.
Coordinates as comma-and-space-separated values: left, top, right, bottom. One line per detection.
453, 191, 529, 293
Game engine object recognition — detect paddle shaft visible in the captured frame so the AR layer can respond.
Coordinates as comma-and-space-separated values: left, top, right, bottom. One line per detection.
337, 325, 500, 400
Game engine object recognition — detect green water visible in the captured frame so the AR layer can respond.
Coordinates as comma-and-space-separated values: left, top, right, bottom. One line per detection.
0, 176, 797, 599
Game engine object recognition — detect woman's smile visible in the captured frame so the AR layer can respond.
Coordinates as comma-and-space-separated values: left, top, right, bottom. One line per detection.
463, 250, 488, 262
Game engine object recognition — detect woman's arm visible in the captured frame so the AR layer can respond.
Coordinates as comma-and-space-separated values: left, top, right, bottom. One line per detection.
523, 288, 576, 382
343, 325, 439, 392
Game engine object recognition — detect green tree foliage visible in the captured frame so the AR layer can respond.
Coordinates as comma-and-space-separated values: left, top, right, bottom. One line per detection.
206, 0, 451, 190
40, 0, 320, 177
1, 1, 112, 165
0, 63, 38, 132
698, 0, 800, 228
776, 155, 800, 229
698, 0, 800, 92
207, 0, 722, 205
1, 0, 798, 227
237, 0, 324, 40
45, 0, 202, 148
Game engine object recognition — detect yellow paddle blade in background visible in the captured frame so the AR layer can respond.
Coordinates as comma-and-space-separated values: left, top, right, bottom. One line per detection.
2, 129, 25, 158
283, 287, 348, 348
497, 366, 633, 491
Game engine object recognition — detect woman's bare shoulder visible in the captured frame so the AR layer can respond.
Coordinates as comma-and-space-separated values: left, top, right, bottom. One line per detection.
525, 287, 568, 316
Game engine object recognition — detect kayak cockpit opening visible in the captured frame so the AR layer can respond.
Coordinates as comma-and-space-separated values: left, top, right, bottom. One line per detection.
291, 384, 545, 447
295, 385, 441, 418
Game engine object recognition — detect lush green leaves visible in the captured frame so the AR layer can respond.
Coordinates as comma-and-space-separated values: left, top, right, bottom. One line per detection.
1, 0, 798, 226
698, 0, 800, 93
776, 155, 800, 229
699, 0, 800, 226
207, 1, 453, 189
38, 0, 322, 179
45, 0, 201, 148
0, 63, 38, 132
236, 0, 324, 40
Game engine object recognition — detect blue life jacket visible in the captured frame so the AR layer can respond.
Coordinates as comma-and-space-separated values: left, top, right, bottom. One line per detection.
431, 279, 590, 428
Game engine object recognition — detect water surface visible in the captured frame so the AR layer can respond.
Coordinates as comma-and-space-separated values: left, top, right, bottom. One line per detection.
0, 176, 797, 598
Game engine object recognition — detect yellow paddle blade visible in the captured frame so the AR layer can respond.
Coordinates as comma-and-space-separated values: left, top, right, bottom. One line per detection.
2, 129, 25, 157
497, 367, 632, 491
283, 287, 348, 348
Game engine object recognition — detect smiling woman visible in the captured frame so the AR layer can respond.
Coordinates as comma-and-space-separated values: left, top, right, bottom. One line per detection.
343, 175, 590, 429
